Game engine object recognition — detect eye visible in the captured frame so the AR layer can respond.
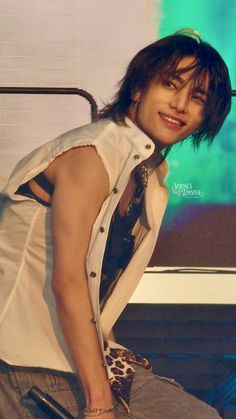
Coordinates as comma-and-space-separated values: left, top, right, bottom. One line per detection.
162, 79, 176, 88
192, 94, 206, 104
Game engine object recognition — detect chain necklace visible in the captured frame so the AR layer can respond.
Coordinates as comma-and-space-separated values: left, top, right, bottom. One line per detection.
126, 163, 148, 216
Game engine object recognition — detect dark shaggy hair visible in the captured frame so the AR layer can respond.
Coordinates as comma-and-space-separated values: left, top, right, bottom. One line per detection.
98, 31, 231, 148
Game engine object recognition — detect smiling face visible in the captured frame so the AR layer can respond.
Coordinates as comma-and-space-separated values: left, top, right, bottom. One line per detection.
128, 56, 209, 147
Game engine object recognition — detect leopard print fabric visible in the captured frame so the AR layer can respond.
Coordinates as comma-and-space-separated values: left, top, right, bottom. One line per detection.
104, 342, 152, 413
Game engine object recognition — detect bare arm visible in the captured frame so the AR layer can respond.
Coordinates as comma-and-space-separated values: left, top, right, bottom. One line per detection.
50, 146, 114, 415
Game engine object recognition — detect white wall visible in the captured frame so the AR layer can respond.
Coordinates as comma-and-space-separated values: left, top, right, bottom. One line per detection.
0, 0, 159, 187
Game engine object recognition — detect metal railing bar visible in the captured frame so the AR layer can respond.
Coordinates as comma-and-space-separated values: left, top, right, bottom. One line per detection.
0, 87, 98, 121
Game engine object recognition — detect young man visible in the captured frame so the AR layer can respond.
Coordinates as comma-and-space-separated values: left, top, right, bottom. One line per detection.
0, 30, 231, 418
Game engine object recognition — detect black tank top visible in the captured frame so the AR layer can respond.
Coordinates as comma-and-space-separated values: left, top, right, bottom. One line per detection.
16, 172, 53, 207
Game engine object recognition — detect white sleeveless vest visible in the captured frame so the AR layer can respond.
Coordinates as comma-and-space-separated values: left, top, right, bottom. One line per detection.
0, 118, 168, 373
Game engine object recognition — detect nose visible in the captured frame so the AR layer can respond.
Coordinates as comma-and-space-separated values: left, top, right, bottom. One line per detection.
169, 87, 189, 113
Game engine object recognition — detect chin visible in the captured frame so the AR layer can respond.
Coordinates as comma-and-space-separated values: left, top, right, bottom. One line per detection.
153, 138, 180, 148
162, 136, 185, 145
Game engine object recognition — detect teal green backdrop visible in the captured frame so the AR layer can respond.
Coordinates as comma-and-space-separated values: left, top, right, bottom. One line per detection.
151, 0, 236, 267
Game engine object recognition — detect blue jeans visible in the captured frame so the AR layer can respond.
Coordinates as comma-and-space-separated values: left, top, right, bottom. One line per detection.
0, 360, 221, 418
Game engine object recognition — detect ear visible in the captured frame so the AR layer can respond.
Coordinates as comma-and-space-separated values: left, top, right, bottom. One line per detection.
132, 89, 142, 102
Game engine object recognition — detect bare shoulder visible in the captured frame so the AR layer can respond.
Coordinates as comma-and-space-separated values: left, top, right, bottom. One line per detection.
45, 145, 109, 193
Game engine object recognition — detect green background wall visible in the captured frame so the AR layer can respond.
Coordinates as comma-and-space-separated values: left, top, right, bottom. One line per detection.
151, 0, 236, 267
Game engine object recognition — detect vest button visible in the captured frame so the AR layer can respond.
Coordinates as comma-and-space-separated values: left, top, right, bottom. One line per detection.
133, 154, 140, 160
90, 271, 97, 278
99, 226, 105, 233
113, 187, 118, 194
145, 144, 152, 150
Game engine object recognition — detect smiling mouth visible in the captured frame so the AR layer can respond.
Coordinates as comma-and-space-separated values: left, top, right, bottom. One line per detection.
159, 113, 186, 128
